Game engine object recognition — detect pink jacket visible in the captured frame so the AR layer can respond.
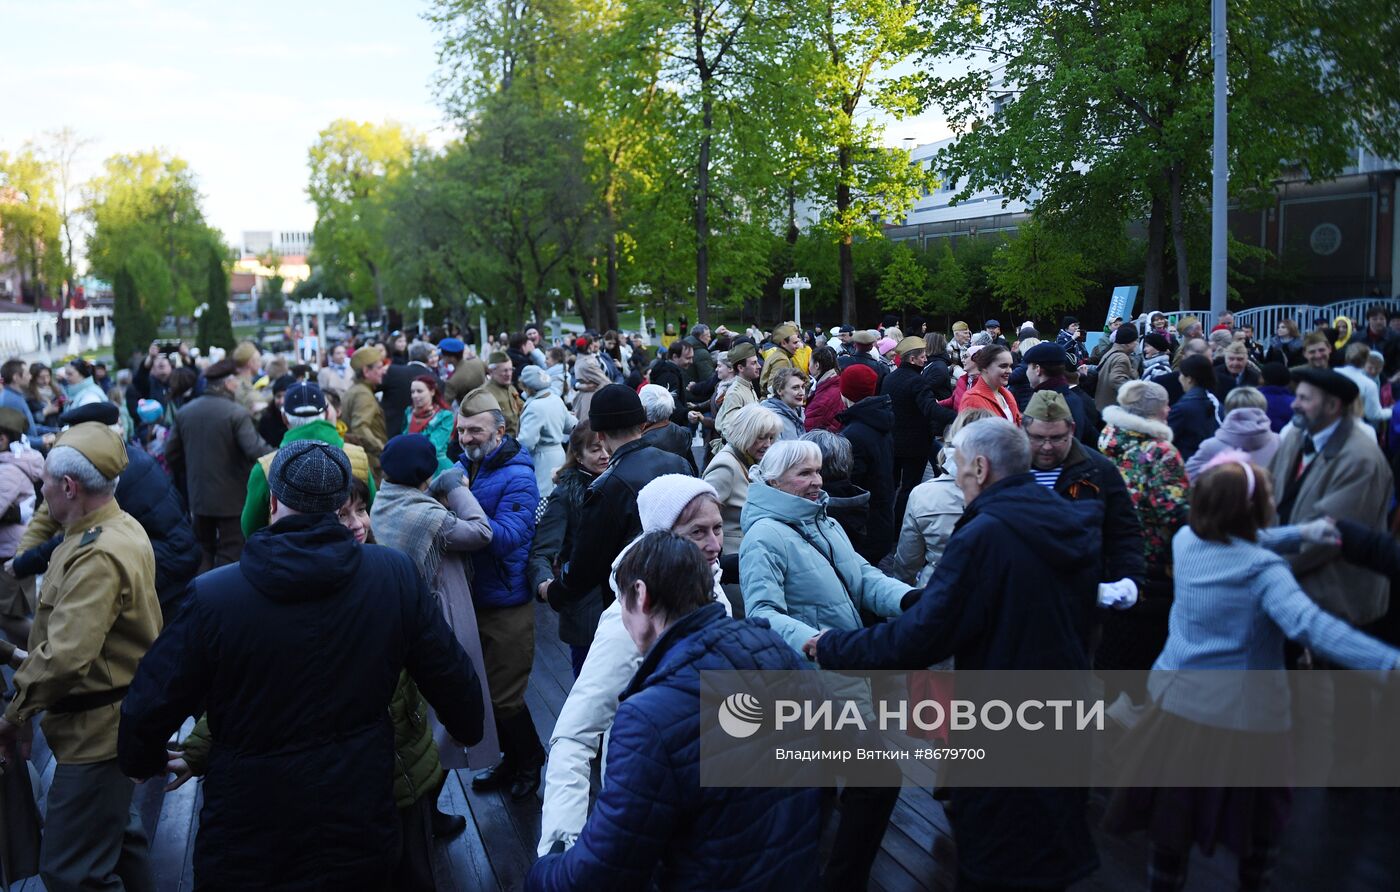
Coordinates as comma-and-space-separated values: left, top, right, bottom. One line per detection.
0, 449, 44, 559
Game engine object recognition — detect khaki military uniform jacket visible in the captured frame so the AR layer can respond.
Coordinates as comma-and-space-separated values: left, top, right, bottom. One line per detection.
483, 380, 524, 437
342, 381, 388, 476
759, 347, 796, 399
715, 376, 758, 443
5, 499, 160, 763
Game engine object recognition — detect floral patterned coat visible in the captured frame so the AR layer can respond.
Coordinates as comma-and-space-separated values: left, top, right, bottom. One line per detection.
1098, 405, 1190, 572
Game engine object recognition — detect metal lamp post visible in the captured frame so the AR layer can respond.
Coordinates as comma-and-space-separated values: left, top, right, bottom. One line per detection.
783, 276, 811, 329
411, 295, 433, 336
1209, 0, 1228, 327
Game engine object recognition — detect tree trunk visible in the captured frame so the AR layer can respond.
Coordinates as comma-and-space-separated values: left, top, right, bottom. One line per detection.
531, 295, 547, 328
1143, 192, 1166, 312
694, 86, 713, 326
836, 145, 855, 325
1168, 163, 1190, 311
571, 265, 593, 332
604, 223, 621, 332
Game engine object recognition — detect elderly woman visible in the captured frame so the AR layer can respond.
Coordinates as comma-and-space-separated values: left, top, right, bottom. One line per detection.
370, 435, 498, 772
518, 364, 575, 497
1185, 386, 1280, 480
702, 402, 781, 556
529, 421, 610, 674
1105, 456, 1400, 892
738, 439, 910, 890
1099, 381, 1190, 574
571, 336, 610, 421
760, 366, 807, 439
800, 429, 870, 551
638, 384, 699, 474
539, 474, 730, 856
892, 409, 991, 586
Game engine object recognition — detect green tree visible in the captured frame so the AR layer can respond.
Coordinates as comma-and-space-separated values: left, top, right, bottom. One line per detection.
877, 242, 929, 310
197, 240, 235, 355
112, 266, 155, 364
988, 218, 1091, 318
87, 150, 213, 333
901, 0, 1396, 311
925, 240, 970, 318
306, 120, 419, 317
0, 148, 68, 303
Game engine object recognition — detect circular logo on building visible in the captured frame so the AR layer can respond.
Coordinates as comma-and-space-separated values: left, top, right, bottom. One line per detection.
1310, 223, 1342, 256
718, 692, 765, 738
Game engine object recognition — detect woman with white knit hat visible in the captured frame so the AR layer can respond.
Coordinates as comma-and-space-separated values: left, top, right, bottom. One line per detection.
538, 474, 731, 857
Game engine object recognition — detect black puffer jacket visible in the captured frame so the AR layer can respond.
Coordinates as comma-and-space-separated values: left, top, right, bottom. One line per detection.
921, 355, 954, 401
547, 438, 693, 607
1051, 440, 1146, 585
881, 363, 955, 459
529, 466, 605, 646
118, 513, 484, 891
836, 395, 897, 564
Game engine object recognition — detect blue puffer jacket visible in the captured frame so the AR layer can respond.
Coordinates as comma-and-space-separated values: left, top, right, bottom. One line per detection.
461, 436, 538, 608
527, 602, 822, 891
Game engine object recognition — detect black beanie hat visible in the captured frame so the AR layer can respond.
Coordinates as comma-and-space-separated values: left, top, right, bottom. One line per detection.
1114, 324, 1140, 345
589, 383, 646, 432
380, 434, 440, 487
1143, 332, 1171, 354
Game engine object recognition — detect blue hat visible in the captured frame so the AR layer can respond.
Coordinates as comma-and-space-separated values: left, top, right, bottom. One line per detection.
1022, 342, 1069, 367
438, 337, 466, 354
380, 434, 440, 487
283, 381, 327, 418
984, 319, 1001, 329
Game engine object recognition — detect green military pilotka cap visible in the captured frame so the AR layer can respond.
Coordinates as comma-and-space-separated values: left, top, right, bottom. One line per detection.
727, 342, 758, 363
459, 387, 502, 418
54, 421, 129, 480
1023, 390, 1074, 423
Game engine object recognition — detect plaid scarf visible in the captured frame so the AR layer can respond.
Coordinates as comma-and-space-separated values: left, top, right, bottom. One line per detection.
371, 482, 450, 582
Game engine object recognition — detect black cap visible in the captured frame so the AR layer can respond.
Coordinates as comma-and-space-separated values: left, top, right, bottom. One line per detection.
588, 383, 646, 432
59, 402, 120, 427
1143, 333, 1171, 354
1022, 342, 1069, 367
271, 374, 298, 396
1061, 315, 1078, 329
1114, 324, 1140, 344
1291, 367, 1359, 403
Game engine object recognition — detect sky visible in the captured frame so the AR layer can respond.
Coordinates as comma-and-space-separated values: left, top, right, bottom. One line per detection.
0, 1, 951, 258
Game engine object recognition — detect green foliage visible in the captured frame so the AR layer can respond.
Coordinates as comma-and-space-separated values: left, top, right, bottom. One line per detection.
988, 219, 1091, 318
197, 240, 235, 355
112, 267, 155, 364
878, 243, 929, 309
0, 147, 69, 301
925, 241, 970, 317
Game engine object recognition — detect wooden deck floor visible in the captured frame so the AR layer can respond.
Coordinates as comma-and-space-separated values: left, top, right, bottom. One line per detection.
12, 603, 1400, 890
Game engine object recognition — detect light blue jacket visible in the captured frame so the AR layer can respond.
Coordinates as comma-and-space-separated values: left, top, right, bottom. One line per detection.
739, 479, 908, 655
1151, 525, 1400, 731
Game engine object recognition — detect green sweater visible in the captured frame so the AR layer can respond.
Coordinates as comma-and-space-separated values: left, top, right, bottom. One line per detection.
240, 419, 377, 537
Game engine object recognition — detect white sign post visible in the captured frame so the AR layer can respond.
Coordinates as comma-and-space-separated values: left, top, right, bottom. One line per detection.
411, 295, 433, 335
783, 276, 811, 329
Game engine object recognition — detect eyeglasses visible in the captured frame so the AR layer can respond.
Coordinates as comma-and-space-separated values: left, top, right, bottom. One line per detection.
1027, 432, 1072, 447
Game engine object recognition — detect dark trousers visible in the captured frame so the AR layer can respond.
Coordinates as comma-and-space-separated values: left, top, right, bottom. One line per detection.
822, 783, 898, 892
395, 794, 438, 891
893, 455, 928, 531
569, 644, 590, 678
42, 760, 153, 892
193, 515, 245, 573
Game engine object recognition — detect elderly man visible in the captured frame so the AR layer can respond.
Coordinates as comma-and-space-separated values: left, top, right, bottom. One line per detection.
714, 342, 760, 443
639, 385, 700, 475
483, 351, 523, 436
119, 440, 484, 890
1095, 324, 1140, 411
241, 381, 376, 536
760, 323, 802, 395
984, 319, 1009, 347
167, 358, 272, 571
1023, 391, 1144, 593
455, 389, 544, 800
838, 329, 888, 388
0, 422, 161, 892
342, 344, 389, 478
808, 417, 1103, 890
680, 323, 716, 386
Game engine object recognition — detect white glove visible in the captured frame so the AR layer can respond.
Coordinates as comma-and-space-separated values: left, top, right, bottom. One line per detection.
1297, 518, 1341, 546
1097, 579, 1138, 610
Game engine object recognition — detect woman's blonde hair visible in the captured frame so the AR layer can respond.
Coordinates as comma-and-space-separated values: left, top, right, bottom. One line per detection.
726, 403, 783, 455
1224, 386, 1267, 413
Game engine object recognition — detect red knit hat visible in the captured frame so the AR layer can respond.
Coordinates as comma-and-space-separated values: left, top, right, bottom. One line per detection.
839, 364, 878, 402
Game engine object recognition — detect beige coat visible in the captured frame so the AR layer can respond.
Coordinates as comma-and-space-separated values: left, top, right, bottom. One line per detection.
1267, 418, 1393, 624
1095, 343, 1139, 411
702, 444, 751, 555
714, 376, 758, 443
5, 499, 160, 763
446, 358, 487, 406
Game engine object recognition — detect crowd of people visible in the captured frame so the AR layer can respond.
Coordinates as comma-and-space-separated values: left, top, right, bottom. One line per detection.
0, 304, 1397, 891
